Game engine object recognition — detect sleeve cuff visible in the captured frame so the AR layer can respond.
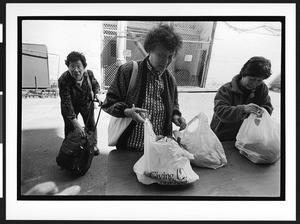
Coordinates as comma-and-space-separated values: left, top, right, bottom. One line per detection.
120, 105, 129, 116
67, 115, 76, 120
172, 109, 182, 117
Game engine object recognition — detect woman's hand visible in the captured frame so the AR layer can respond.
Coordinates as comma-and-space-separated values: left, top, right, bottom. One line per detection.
25, 182, 81, 195
244, 103, 263, 116
71, 118, 85, 137
124, 104, 148, 123
74, 125, 85, 137
95, 93, 104, 105
172, 115, 187, 131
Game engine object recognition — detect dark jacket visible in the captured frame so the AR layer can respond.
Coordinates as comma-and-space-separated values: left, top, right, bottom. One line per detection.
58, 70, 100, 119
210, 74, 273, 141
102, 58, 182, 138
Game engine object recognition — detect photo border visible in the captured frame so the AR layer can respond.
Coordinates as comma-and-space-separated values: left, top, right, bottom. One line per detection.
7, 2, 296, 221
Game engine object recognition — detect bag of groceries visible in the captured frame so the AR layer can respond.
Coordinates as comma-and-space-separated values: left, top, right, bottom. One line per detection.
173, 112, 227, 169
133, 119, 199, 185
235, 107, 280, 163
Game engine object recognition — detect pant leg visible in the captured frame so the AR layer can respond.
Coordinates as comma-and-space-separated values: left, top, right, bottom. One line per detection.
63, 116, 75, 138
80, 104, 97, 146
62, 110, 79, 138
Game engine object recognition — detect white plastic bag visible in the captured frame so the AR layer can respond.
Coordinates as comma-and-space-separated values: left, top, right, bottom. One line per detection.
108, 116, 132, 146
235, 107, 280, 163
173, 112, 227, 169
107, 61, 138, 146
133, 119, 199, 185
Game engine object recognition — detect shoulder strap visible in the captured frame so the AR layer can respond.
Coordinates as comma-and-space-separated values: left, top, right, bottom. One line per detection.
125, 61, 138, 101
85, 70, 94, 100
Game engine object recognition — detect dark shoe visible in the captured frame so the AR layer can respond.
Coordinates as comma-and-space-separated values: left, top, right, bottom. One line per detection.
94, 146, 100, 156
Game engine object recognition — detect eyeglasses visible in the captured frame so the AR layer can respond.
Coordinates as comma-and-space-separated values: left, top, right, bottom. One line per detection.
69, 65, 84, 71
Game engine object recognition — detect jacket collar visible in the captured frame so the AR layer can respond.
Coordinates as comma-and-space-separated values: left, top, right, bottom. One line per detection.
231, 74, 255, 101
68, 71, 88, 91
146, 56, 164, 78
231, 74, 243, 94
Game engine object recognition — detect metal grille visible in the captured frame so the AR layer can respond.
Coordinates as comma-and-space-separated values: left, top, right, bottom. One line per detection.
103, 21, 215, 88
102, 21, 118, 88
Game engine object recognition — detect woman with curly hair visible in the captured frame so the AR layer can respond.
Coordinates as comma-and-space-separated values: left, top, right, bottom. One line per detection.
102, 23, 187, 151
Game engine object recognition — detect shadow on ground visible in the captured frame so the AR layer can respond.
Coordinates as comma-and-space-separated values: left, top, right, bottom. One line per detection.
21, 128, 108, 195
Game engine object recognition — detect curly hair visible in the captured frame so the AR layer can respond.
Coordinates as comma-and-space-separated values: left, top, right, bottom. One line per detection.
144, 23, 183, 55
240, 56, 272, 79
65, 51, 87, 68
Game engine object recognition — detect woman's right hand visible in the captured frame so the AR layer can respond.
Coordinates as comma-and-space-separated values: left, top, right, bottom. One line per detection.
124, 104, 148, 123
244, 103, 263, 116
71, 118, 85, 137
74, 125, 85, 137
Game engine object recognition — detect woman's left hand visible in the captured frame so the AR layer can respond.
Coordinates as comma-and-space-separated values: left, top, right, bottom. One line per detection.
124, 104, 148, 123
172, 115, 187, 131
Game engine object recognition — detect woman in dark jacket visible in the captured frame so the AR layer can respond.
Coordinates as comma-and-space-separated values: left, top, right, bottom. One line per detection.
102, 24, 187, 151
58, 51, 102, 155
210, 56, 274, 141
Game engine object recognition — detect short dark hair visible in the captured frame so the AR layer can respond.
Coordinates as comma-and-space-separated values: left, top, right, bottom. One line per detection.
65, 51, 87, 68
144, 23, 183, 55
239, 56, 272, 79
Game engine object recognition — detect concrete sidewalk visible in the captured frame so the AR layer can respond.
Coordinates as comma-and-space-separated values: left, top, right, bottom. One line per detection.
20, 90, 281, 195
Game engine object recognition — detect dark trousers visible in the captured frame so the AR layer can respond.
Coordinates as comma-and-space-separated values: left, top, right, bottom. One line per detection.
63, 105, 97, 146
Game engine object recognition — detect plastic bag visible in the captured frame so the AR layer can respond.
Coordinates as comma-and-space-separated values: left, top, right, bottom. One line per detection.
173, 112, 227, 169
235, 107, 280, 163
133, 119, 199, 185
108, 116, 132, 146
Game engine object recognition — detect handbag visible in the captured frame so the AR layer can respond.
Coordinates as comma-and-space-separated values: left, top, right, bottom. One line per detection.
108, 61, 138, 146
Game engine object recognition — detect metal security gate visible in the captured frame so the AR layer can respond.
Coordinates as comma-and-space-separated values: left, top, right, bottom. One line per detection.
102, 21, 216, 88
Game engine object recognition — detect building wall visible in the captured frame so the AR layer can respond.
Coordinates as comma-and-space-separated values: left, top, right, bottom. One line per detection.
22, 43, 49, 89
22, 20, 103, 86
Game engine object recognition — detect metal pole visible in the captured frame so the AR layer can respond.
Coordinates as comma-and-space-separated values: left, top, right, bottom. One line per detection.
116, 21, 127, 66
35, 75, 38, 92
200, 21, 217, 88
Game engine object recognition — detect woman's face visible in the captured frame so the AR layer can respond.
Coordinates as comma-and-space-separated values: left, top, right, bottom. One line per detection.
240, 76, 263, 91
68, 60, 85, 81
148, 45, 175, 73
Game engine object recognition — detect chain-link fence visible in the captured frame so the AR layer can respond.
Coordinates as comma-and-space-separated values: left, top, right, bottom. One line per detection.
102, 21, 216, 88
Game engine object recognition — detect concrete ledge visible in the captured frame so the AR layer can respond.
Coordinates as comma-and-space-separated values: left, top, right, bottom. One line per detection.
100, 87, 218, 94
178, 86, 218, 93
